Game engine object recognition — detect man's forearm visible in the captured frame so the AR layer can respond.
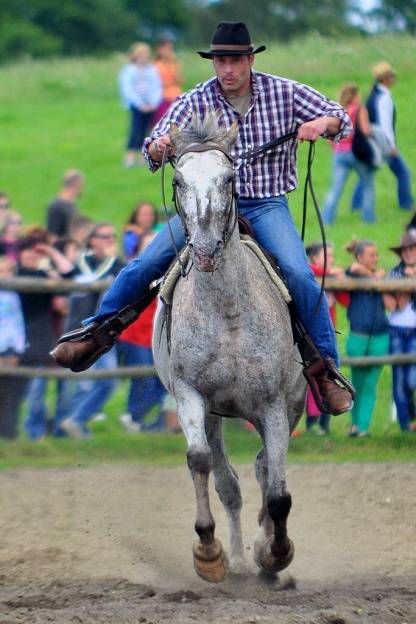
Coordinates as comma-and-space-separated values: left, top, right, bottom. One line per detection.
325, 116, 342, 136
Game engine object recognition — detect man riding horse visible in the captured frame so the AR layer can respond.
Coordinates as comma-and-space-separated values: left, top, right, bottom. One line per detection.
53, 21, 354, 416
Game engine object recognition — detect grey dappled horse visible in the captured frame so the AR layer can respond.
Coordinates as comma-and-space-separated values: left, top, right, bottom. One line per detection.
153, 116, 306, 583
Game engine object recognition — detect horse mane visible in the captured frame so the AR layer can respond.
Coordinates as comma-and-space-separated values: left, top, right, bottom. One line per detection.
171, 113, 227, 153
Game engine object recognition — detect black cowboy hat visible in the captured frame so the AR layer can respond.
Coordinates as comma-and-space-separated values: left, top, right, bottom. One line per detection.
389, 231, 416, 255
198, 22, 266, 59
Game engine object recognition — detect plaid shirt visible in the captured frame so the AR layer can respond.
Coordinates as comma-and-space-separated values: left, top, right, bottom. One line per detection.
143, 71, 351, 199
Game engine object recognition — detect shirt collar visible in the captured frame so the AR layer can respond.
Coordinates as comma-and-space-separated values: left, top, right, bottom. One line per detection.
377, 83, 390, 95
214, 70, 259, 104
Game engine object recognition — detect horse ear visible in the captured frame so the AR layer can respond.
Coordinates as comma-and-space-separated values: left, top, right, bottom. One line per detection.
223, 121, 238, 150
169, 123, 181, 148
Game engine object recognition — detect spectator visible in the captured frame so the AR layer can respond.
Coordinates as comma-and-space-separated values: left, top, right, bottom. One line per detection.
0, 256, 26, 439
153, 38, 183, 122
323, 83, 375, 224
69, 215, 94, 248
383, 232, 416, 432
305, 242, 349, 434
60, 222, 125, 439
0, 192, 11, 229
345, 239, 389, 437
46, 170, 84, 240
0, 211, 24, 261
16, 231, 74, 440
352, 62, 414, 213
118, 232, 167, 433
122, 202, 159, 261
119, 42, 162, 168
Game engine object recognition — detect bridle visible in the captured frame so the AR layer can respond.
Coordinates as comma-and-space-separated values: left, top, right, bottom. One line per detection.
161, 132, 327, 312
162, 141, 237, 276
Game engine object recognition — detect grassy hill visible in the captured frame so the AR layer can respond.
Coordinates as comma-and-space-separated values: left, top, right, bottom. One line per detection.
0, 34, 415, 465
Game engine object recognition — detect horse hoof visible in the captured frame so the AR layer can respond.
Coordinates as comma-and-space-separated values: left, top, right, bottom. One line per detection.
257, 536, 294, 574
193, 538, 228, 583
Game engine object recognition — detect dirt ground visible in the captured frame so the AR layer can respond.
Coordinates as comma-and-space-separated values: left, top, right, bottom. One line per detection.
0, 462, 414, 624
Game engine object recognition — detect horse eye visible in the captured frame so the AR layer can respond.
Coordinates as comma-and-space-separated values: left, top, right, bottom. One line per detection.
224, 173, 234, 185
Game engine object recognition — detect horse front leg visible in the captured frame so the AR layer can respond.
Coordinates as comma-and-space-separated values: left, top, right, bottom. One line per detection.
174, 382, 228, 583
205, 413, 247, 575
253, 401, 294, 575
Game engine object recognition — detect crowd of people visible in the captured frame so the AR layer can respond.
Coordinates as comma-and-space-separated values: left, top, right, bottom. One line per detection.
0, 182, 179, 440
0, 32, 415, 442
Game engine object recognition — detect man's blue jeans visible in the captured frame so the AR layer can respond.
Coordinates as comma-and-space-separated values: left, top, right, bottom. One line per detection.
389, 326, 416, 431
323, 151, 375, 224
353, 152, 414, 211
89, 196, 338, 362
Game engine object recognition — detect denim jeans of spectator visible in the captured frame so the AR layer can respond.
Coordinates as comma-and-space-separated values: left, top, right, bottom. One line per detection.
118, 340, 166, 427
88, 195, 338, 363
353, 151, 414, 211
323, 151, 375, 224
24, 377, 80, 439
389, 326, 416, 431
70, 346, 118, 429
127, 106, 153, 151
24, 377, 49, 440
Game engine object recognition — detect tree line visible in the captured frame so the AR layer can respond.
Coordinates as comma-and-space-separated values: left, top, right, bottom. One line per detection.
0, 0, 414, 63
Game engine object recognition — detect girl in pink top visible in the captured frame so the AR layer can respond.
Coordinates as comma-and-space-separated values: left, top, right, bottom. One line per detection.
323, 84, 375, 224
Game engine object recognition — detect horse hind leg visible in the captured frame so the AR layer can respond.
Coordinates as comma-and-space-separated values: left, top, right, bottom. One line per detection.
206, 413, 248, 575
175, 383, 228, 582
253, 407, 294, 576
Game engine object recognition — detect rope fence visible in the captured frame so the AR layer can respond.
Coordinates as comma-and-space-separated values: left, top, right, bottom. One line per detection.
1, 275, 416, 377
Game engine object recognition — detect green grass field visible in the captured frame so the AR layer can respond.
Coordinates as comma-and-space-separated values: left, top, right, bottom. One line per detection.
0, 34, 415, 467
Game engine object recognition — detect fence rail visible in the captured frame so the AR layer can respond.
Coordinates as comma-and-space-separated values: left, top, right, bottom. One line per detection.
1, 353, 416, 379
1, 275, 416, 378
1, 275, 416, 294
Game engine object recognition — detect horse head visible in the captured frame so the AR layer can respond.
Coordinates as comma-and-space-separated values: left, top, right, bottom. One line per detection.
170, 115, 238, 272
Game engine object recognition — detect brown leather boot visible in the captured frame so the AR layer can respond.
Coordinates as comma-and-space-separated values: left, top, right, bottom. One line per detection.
303, 358, 354, 416
51, 322, 116, 372
51, 283, 161, 372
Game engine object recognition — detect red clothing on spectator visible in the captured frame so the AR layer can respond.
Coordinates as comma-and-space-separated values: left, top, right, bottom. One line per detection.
119, 299, 157, 348
333, 102, 359, 153
310, 263, 349, 327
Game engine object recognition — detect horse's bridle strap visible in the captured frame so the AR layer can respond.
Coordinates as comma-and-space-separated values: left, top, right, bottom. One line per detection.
176, 143, 233, 164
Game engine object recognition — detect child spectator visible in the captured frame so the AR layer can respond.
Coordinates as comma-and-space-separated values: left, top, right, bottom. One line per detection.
122, 202, 159, 261
305, 242, 349, 434
119, 42, 162, 168
0, 256, 26, 439
345, 238, 389, 437
0, 211, 24, 261
118, 232, 167, 433
153, 38, 183, 122
384, 232, 416, 432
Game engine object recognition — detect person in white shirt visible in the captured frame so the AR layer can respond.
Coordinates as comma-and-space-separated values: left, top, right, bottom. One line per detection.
119, 43, 162, 168
352, 61, 414, 213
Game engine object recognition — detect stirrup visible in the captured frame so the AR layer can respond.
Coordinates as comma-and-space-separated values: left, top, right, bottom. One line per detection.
303, 357, 355, 414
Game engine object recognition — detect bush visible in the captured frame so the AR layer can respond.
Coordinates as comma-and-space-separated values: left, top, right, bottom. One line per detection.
0, 20, 62, 62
